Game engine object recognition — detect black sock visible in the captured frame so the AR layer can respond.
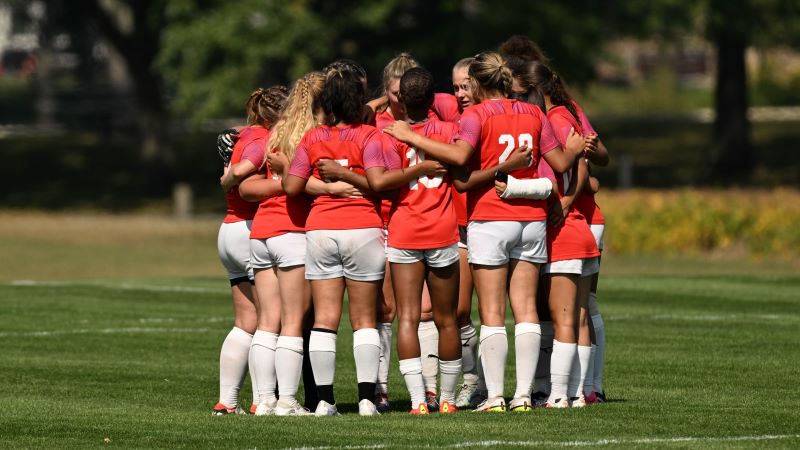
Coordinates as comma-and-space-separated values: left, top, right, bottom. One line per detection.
302, 328, 318, 408
317, 385, 335, 405
358, 382, 376, 402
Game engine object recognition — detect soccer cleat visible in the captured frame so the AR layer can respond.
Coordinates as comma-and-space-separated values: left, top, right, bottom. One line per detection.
455, 382, 478, 409
473, 397, 506, 413
314, 400, 340, 416
374, 393, 391, 413
254, 399, 277, 416
596, 391, 607, 403
570, 396, 587, 408
509, 396, 532, 412
358, 399, 380, 416
410, 403, 430, 415
249, 404, 257, 415
425, 391, 439, 411
438, 400, 457, 414
212, 402, 245, 416
467, 388, 488, 410
584, 391, 598, 404
275, 398, 313, 416
544, 397, 569, 409
531, 391, 549, 409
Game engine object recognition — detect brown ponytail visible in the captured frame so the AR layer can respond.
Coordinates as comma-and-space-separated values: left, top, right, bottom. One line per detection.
246, 86, 289, 129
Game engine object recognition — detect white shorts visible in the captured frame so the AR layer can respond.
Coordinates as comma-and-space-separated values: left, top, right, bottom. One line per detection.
387, 243, 460, 267
457, 225, 468, 249
305, 228, 386, 281
250, 232, 306, 269
590, 224, 605, 252
217, 220, 254, 281
381, 226, 389, 255
543, 256, 600, 276
467, 220, 547, 265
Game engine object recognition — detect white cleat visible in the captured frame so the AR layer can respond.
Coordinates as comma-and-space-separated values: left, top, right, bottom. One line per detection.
455, 382, 478, 409
254, 399, 277, 416
358, 399, 380, 416
472, 396, 506, 413
275, 398, 312, 416
314, 400, 340, 416
570, 395, 587, 408
545, 397, 570, 409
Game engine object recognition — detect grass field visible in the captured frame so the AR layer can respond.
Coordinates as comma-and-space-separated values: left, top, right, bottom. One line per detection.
1, 213, 799, 448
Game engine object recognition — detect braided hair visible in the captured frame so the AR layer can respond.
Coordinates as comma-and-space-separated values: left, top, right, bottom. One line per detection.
246, 86, 289, 128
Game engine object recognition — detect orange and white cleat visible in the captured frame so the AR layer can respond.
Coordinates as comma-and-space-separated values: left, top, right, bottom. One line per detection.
410, 403, 430, 415
212, 402, 245, 415
438, 400, 458, 414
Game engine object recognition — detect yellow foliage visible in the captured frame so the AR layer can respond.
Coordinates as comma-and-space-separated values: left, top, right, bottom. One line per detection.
596, 188, 800, 257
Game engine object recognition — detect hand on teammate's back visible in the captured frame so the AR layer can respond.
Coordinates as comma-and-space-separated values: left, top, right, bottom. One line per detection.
216, 128, 240, 164
317, 159, 347, 182
419, 159, 448, 177
503, 145, 532, 172
565, 127, 584, 158
583, 135, 599, 156
266, 151, 289, 176
383, 120, 414, 143
547, 197, 566, 228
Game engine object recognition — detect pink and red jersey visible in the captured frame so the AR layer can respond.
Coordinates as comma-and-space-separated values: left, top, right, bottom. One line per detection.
288, 124, 384, 231
223, 126, 268, 223
385, 119, 459, 249
543, 106, 599, 262
456, 98, 559, 222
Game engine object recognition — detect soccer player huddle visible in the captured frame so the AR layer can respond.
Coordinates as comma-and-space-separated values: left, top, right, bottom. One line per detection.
213, 34, 609, 417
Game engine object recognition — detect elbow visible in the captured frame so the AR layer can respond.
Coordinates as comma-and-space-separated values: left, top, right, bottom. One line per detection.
453, 181, 468, 193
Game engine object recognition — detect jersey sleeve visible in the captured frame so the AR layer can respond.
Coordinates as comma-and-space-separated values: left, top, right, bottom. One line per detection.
380, 134, 403, 170
363, 132, 388, 170
287, 142, 313, 179
241, 139, 266, 167
454, 109, 481, 149
432, 93, 461, 123
578, 110, 597, 137
538, 114, 560, 155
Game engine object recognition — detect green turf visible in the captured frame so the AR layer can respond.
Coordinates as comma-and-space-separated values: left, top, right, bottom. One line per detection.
1, 272, 798, 449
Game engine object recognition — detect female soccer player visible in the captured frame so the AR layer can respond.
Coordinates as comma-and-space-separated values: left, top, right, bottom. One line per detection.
512, 61, 602, 408
240, 72, 357, 416
213, 86, 287, 415
385, 52, 585, 412
274, 64, 387, 417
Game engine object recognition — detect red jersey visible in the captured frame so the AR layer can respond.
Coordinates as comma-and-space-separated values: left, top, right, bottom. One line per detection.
249, 151, 311, 239
574, 103, 605, 225
455, 99, 559, 222
223, 126, 268, 223
543, 106, 599, 262
386, 119, 459, 249
288, 124, 384, 231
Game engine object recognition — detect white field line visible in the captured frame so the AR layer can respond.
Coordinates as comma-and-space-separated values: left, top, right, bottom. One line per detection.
275, 434, 800, 450
0, 327, 221, 338
606, 313, 791, 322
6, 279, 227, 294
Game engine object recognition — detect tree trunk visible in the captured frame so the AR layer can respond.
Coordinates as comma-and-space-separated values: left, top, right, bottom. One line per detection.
709, 8, 754, 182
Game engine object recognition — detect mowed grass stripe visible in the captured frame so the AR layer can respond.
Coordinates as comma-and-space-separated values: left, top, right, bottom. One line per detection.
1, 274, 798, 449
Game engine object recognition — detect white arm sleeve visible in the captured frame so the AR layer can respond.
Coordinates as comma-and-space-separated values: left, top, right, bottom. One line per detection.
499, 175, 553, 200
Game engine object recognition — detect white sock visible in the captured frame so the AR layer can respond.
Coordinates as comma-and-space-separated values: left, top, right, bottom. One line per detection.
399, 358, 425, 407
439, 359, 462, 405
584, 344, 596, 395
549, 339, 576, 402
418, 320, 439, 393
309, 330, 337, 386
569, 345, 591, 398
534, 321, 554, 394
275, 336, 304, 402
514, 323, 541, 399
247, 334, 259, 406
250, 330, 278, 404
353, 328, 380, 383
479, 326, 508, 401
376, 322, 392, 395
219, 327, 252, 408
476, 353, 487, 391
591, 309, 606, 393
460, 324, 478, 384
